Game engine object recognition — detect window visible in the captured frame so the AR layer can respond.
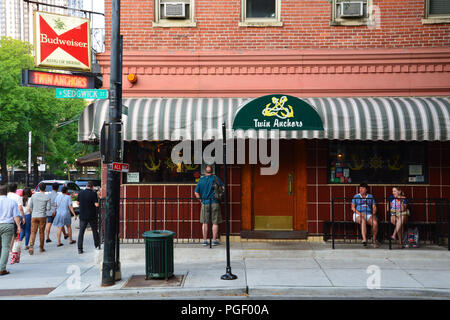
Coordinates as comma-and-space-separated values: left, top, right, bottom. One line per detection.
123, 141, 204, 184
239, 0, 282, 27
330, 0, 374, 27
327, 142, 428, 185
153, 0, 196, 28
423, 0, 450, 24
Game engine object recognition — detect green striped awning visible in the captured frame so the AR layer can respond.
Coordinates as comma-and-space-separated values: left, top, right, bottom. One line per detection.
78, 97, 450, 142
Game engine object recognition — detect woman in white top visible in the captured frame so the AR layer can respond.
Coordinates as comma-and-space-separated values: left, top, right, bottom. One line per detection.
20, 188, 33, 250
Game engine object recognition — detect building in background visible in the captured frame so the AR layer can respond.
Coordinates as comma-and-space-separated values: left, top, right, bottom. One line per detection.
0, 0, 104, 53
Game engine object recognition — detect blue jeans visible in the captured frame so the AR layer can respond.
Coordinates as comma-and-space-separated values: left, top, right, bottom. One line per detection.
20, 214, 32, 246
0, 223, 14, 271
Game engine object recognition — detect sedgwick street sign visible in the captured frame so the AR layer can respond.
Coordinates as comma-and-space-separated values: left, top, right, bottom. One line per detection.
56, 88, 108, 99
34, 11, 91, 71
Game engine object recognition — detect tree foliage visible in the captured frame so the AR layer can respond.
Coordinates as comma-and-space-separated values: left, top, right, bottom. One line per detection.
0, 37, 93, 184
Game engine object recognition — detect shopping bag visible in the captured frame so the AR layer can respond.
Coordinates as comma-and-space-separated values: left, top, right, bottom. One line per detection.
10, 234, 21, 264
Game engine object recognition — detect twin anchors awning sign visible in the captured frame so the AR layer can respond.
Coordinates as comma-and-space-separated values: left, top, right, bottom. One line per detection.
232, 95, 324, 131
34, 11, 91, 71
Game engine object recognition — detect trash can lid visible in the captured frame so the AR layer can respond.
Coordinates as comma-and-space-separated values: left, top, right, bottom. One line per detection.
142, 230, 176, 238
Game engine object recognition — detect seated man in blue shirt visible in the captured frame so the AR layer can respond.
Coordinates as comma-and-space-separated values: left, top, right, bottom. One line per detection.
195, 165, 224, 246
351, 183, 379, 248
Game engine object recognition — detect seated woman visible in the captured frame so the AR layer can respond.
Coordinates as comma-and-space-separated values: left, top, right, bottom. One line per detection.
388, 186, 410, 249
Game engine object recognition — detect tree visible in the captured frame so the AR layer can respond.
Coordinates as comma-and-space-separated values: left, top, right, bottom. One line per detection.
0, 37, 92, 185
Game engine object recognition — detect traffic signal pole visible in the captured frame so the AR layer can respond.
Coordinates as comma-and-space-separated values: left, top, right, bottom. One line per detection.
102, 0, 121, 287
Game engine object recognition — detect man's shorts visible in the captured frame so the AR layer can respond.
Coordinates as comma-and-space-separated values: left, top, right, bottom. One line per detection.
353, 213, 373, 223
200, 203, 223, 225
47, 216, 55, 224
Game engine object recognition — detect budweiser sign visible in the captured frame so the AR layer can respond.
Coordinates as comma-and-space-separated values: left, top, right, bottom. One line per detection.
34, 11, 91, 71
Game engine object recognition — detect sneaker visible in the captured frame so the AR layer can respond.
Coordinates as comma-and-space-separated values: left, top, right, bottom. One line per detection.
202, 240, 208, 246
212, 240, 220, 246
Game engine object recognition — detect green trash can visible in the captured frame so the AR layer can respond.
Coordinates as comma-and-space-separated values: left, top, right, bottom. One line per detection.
142, 230, 176, 280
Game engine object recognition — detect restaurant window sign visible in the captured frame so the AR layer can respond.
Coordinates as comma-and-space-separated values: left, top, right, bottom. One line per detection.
34, 11, 91, 71
232, 95, 324, 131
328, 141, 428, 184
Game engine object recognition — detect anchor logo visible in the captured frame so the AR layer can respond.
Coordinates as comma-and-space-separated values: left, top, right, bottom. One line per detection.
262, 96, 294, 119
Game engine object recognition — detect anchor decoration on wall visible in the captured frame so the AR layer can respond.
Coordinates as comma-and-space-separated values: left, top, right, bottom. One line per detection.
348, 154, 365, 171
388, 155, 404, 171
144, 155, 161, 172
262, 96, 294, 119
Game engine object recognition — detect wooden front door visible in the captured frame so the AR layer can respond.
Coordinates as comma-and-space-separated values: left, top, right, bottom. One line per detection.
253, 140, 296, 230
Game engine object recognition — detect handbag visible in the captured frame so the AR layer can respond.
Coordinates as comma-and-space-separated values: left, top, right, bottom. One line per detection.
10, 233, 22, 264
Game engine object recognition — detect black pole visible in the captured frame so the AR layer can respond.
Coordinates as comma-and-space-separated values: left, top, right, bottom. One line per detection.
331, 198, 335, 249
221, 123, 237, 280
114, 34, 124, 282
102, 0, 121, 287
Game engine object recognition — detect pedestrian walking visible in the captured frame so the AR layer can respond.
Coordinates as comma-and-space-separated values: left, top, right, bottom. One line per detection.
53, 187, 77, 247
194, 165, 224, 246
45, 183, 68, 243
28, 182, 51, 255
0, 185, 22, 275
20, 188, 33, 250
76, 181, 100, 254
7, 184, 25, 250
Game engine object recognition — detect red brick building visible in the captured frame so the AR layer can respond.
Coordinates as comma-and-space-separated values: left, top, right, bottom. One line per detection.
79, 0, 450, 241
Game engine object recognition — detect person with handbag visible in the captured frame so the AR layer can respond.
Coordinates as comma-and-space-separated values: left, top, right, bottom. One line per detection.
388, 186, 410, 249
0, 185, 22, 275
194, 165, 224, 247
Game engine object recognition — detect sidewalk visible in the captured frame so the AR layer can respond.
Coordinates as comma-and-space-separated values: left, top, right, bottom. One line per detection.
1, 222, 450, 300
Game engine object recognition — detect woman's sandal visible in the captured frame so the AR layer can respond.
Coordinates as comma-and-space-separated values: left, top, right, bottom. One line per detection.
69, 240, 76, 245
57, 243, 64, 247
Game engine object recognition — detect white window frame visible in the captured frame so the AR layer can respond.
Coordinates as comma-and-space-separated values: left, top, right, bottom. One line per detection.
330, 0, 374, 27
422, 0, 450, 24
153, 0, 196, 28
239, 0, 283, 27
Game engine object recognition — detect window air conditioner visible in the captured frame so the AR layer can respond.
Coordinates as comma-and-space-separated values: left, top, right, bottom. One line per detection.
164, 2, 186, 18
339, 1, 364, 17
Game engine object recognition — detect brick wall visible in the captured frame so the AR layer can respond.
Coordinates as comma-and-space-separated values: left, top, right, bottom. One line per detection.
306, 140, 450, 236
104, 0, 450, 51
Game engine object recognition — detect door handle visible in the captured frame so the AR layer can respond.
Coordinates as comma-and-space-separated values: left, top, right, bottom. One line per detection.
288, 173, 293, 196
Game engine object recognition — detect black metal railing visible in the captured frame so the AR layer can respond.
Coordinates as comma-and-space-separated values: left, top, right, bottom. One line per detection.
327, 197, 449, 250
98, 197, 207, 244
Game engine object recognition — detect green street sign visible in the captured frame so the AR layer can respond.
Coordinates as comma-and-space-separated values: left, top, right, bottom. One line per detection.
56, 88, 108, 99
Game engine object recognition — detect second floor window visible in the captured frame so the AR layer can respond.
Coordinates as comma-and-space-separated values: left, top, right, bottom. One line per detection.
246, 0, 276, 18
240, 0, 282, 27
428, 0, 450, 16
